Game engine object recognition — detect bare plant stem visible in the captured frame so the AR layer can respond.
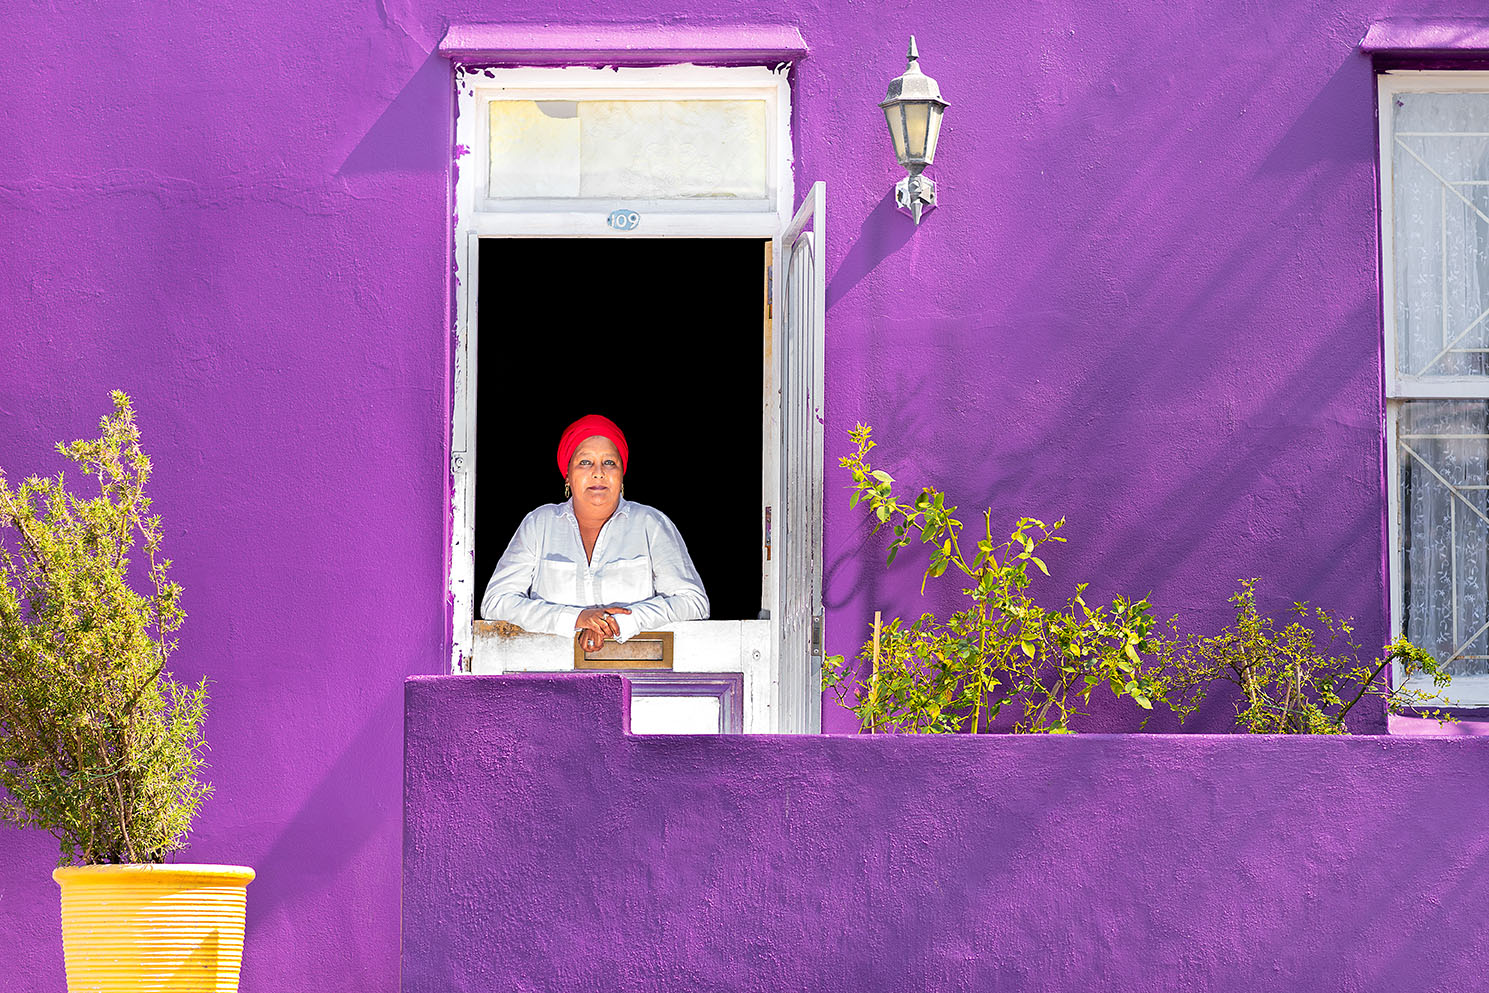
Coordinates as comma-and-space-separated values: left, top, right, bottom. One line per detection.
1334, 655, 1390, 726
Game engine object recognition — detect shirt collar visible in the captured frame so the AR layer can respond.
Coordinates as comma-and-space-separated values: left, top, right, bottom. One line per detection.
559, 496, 631, 521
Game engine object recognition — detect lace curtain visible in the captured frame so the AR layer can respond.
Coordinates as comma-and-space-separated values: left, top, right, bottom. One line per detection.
1395, 91, 1489, 675
1400, 401, 1489, 674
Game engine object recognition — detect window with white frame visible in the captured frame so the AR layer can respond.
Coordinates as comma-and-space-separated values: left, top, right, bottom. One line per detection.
446, 63, 826, 733
1381, 72, 1489, 706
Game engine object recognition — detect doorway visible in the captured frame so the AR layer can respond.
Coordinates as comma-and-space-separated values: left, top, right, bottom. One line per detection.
473, 237, 766, 622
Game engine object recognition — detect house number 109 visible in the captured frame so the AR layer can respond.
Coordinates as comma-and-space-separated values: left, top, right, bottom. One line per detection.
606, 210, 640, 231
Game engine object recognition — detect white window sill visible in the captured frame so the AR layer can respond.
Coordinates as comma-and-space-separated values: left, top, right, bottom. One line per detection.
472, 618, 772, 732
1399, 672, 1489, 711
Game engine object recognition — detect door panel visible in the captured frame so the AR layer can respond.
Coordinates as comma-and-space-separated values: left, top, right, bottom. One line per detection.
776, 181, 825, 733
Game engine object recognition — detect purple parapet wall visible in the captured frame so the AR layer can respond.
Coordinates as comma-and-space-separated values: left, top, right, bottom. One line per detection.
405, 675, 1489, 992
5, 0, 1489, 989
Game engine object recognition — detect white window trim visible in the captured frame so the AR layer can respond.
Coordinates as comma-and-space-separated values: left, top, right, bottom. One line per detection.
447, 64, 804, 731
1380, 70, 1489, 707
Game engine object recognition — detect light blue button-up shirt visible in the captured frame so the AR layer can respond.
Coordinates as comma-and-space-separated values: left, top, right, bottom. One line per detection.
480, 498, 710, 641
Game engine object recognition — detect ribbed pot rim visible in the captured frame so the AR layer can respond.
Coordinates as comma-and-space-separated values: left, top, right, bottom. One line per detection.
54, 863, 255, 885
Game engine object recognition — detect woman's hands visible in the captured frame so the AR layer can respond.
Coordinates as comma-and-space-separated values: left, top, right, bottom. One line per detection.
575, 606, 632, 652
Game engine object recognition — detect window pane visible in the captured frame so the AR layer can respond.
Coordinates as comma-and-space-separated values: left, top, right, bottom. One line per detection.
488, 99, 768, 200
1400, 400, 1489, 676
488, 101, 582, 198
1391, 92, 1489, 378
629, 695, 722, 734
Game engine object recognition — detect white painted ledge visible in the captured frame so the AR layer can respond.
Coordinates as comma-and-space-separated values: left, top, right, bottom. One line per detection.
438, 24, 809, 66
473, 619, 773, 732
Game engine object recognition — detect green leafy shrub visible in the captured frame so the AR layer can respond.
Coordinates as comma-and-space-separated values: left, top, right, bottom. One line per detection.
1145, 578, 1454, 733
823, 424, 1165, 733
0, 392, 210, 864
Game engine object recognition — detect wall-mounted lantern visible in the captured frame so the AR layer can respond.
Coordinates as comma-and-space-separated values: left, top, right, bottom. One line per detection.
880, 36, 948, 224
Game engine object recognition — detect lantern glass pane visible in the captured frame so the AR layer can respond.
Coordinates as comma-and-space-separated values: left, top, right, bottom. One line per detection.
883, 105, 907, 164
903, 102, 930, 160
488, 99, 769, 199
922, 105, 945, 164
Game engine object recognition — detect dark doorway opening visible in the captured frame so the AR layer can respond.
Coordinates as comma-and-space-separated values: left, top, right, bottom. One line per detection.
475, 237, 765, 622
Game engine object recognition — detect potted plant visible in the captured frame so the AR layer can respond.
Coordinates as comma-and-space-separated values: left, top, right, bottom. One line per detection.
0, 392, 253, 992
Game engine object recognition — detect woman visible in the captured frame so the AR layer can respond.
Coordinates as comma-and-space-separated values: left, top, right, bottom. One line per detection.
481, 414, 709, 652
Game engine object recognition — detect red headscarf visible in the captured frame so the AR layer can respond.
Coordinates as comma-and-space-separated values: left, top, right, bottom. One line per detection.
557, 414, 629, 479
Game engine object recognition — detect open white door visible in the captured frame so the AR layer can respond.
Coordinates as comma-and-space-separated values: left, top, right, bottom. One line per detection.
775, 181, 825, 733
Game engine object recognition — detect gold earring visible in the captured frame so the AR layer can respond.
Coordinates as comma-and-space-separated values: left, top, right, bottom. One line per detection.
564, 481, 571, 499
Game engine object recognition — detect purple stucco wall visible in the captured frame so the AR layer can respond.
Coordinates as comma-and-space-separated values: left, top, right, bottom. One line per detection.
405, 675, 1489, 992
5, 1, 1488, 990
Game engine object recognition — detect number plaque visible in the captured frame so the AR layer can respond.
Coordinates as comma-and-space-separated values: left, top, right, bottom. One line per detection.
606, 210, 640, 231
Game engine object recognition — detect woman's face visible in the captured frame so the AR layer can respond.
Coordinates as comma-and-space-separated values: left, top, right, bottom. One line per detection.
567, 435, 624, 517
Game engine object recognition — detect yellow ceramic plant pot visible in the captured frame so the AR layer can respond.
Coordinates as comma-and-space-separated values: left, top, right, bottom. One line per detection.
52, 863, 255, 992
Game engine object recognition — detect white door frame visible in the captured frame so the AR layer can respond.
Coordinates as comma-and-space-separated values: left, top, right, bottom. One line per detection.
447, 65, 798, 705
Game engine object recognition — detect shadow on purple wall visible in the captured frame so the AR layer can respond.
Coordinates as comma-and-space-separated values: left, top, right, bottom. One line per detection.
249, 683, 404, 927
826, 190, 917, 308
1257, 56, 1375, 176
338, 52, 452, 176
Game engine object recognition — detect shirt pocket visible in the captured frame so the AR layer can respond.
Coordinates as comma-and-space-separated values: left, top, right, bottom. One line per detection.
601, 554, 653, 601
533, 556, 580, 604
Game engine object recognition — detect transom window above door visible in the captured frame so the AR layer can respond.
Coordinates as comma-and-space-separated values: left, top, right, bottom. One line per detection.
487, 98, 769, 200
458, 65, 791, 225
